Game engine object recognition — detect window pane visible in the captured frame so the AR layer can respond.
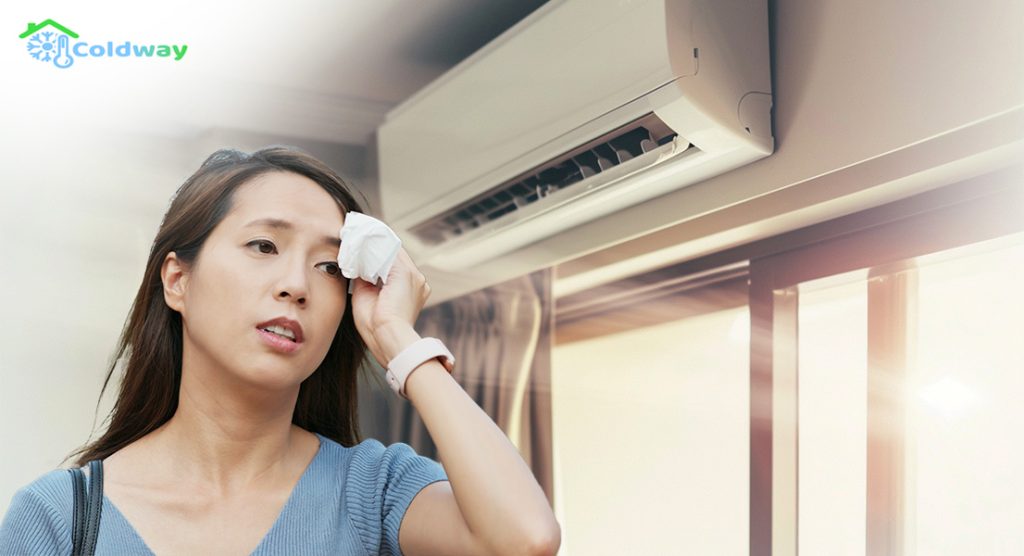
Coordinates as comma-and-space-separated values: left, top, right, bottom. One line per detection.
797, 271, 868, 556
552, 305, 750, 555
908, 235, 1024, 555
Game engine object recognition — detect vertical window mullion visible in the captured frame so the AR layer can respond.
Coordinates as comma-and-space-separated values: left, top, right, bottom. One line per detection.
750, 260, 800, 556
866, 267, 918, 555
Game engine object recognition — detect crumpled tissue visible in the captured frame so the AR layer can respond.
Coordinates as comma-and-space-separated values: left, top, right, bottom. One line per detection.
337, 212, 402, 294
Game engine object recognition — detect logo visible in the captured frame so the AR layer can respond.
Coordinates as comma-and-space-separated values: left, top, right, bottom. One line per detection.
19, 19, 188, 69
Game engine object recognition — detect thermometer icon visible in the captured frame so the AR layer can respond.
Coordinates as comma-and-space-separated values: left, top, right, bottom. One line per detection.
54, 34, 73, 68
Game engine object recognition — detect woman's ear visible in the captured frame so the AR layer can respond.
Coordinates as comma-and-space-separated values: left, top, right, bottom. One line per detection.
161, 252, 189, 314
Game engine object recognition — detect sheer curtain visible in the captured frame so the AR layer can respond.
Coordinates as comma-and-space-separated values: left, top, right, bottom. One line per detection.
357, 268, 555, 504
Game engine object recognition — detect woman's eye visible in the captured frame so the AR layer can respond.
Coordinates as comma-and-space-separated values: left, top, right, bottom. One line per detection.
248, 241, 343, 280
248, 240, 277, 254
317, 262, 345, 279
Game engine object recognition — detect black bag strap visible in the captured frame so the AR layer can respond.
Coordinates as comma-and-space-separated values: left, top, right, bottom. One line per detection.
67, 459, 104, 556
68, 467, 86, 554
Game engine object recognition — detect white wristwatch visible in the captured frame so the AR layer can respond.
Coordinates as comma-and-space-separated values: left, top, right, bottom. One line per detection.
385, 337, 455, 399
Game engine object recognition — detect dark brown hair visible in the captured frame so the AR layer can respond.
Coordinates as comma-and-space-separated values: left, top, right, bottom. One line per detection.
63, 145, 379, 467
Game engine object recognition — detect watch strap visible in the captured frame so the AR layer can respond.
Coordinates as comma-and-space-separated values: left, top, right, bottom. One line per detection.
385, 337, 455, 398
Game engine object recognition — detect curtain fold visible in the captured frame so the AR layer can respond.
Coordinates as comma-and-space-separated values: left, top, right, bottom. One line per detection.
357, 268, 554, 505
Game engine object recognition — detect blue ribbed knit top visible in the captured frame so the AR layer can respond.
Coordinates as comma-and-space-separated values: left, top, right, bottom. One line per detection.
0, 432, 449, 555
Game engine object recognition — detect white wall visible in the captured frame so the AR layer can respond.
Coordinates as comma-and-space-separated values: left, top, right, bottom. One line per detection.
0, 130, 185, 512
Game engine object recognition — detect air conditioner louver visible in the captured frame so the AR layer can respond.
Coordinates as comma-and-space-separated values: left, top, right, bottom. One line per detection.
411, 113, 689, 246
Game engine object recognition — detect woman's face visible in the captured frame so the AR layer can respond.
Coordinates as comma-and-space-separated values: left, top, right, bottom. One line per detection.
162, 171, 349, 390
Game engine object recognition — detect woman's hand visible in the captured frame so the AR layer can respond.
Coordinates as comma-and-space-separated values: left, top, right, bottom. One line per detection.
348, 246, 432, 368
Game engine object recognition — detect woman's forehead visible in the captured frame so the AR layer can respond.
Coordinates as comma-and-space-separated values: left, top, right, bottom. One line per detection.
231, 173, 346, 228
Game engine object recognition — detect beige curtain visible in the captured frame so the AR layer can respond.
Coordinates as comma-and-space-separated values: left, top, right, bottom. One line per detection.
357, 268, 554, 505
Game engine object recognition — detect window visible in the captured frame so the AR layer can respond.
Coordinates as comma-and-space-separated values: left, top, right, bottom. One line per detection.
798, 271, 868, 556
553, 274, 749, 555
907, 235, 1024, 554
549, 165, 1023, 555
749, 169, 1023, 555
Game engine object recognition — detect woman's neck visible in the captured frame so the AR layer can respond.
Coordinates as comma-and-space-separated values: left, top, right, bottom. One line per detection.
142, 368, 310, 498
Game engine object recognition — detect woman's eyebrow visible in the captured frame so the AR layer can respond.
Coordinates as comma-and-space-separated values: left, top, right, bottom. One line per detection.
244, 217, 341, 248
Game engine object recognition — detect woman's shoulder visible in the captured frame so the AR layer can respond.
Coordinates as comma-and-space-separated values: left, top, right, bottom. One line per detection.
314, 431, 393, 458
315, 433, 430, 469
0, 467, 76, 553
309, 434, 447, 556
312, 433, 446, 490
7, 466, 77, 512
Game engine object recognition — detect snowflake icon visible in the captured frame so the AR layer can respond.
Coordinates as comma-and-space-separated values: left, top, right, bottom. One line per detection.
26, 31, 60, 63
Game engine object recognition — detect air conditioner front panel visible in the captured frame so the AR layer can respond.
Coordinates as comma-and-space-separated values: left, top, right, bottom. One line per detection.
378, 0, 696, 223
377, 0, 773, 293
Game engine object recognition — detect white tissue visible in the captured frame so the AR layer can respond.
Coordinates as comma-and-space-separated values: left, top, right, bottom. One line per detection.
337, 212, 402, 294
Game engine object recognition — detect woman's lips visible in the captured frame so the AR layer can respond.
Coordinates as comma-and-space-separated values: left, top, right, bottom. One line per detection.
256, 327, 302, 354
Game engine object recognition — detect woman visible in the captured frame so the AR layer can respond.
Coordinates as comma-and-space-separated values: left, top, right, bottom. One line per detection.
0, 146, 560, 555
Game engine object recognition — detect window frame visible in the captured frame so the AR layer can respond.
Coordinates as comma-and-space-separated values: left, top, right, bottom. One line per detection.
748, 164, 1023, 556
555, 163, 1024, 555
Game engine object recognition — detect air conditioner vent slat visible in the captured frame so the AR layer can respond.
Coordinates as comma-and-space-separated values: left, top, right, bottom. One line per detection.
410, 112, 681, 246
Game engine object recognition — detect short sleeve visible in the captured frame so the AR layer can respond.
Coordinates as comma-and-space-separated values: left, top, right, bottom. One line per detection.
346, 439, 449, 556
0, 486, 68, 556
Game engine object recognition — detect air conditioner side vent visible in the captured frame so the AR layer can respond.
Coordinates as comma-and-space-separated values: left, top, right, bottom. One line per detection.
411, 113, 681, 246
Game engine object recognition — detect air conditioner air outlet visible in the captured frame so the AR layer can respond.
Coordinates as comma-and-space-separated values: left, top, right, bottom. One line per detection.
410, 113, 684, 246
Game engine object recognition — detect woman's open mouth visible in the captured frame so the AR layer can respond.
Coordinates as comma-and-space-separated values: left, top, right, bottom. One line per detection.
256, 327, 302, 354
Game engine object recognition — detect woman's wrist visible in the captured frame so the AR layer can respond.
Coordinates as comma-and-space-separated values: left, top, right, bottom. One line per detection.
374, 321, 423, 364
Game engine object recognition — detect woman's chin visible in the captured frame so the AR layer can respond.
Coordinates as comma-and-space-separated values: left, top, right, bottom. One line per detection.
237, 363, 308, 391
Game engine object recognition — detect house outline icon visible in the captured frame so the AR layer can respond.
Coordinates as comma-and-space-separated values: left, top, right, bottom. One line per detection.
19, 19, 79, 39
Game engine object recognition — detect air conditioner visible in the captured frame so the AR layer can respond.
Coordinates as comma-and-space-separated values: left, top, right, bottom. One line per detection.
378, 0, 772, 280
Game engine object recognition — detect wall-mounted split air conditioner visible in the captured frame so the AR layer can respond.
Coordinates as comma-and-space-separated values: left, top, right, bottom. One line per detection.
378, 0, 772, 299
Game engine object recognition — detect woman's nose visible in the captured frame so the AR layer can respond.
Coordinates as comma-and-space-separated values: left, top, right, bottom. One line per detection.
275, 259, 309, 304
277, 290, 306, 304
